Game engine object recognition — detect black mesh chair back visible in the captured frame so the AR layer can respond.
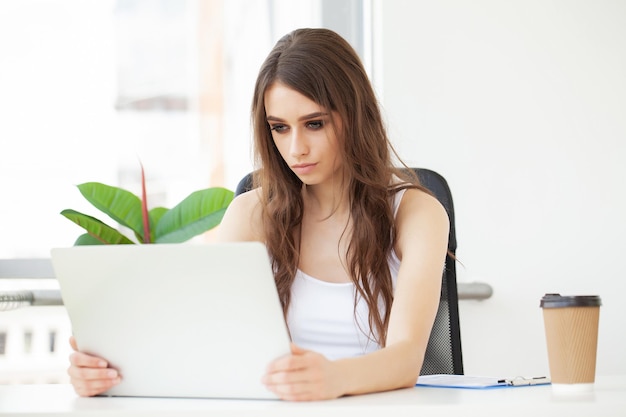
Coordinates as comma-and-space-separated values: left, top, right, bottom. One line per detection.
234, 167, 463, 375
411, 168, 463, 375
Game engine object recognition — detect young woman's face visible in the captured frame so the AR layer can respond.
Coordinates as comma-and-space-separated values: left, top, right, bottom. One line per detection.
264, 82, 343, 186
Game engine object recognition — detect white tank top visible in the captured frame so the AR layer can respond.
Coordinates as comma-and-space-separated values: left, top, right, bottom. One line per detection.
286, 189, 405, 360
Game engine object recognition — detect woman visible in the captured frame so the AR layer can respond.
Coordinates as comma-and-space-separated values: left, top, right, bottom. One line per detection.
68, 28, 449, 401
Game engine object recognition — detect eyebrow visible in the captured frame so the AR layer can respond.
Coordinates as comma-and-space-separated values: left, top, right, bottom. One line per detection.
266, 112, 329, 122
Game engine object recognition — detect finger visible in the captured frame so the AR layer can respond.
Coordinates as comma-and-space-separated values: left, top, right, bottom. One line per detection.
265, 377, 314, 401
264, 367, 311, 386
69, 336, 78, 352
67, 364, 118, 381
71, 376, 121, 397
290, 343, 308, 355
70, 351, 108, 368
269, 347, 325, 375
266, 354, 307, 374
271, 346, 306, 371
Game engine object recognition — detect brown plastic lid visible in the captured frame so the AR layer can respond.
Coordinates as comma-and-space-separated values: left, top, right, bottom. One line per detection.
540, 293, 602, 308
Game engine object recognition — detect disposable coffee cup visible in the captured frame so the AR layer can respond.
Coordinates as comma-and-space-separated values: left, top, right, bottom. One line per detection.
540, 293, 601, 393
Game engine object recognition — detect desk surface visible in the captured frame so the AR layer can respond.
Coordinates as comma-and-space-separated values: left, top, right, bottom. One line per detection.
1, 376, 625, 417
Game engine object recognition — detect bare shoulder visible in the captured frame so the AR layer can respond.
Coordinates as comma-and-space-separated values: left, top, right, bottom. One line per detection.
229, 187, 262, 211
394, 188, 449, 256
397, 188, 449, 225
217, 188, 264, 242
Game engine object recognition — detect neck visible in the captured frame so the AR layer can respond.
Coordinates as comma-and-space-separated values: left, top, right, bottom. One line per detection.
302, 180, 350, 220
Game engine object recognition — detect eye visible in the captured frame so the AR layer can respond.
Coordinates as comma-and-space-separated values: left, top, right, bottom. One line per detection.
269, 124, 288, 133
306, 120, 324, 130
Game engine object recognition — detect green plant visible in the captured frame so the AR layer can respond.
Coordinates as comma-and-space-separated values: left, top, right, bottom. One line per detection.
61, 166, 234, 245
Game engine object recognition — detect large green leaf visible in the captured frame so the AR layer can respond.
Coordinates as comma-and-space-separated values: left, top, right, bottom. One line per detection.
149, 207, 169, 227
61, 209, 135, 245
131, 207, 169, 243
154, 187, 234, 243
77, 182, 144, 238
74, 233, 106, 245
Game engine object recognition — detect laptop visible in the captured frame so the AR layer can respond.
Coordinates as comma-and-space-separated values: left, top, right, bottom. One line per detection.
51, 242, 291, 399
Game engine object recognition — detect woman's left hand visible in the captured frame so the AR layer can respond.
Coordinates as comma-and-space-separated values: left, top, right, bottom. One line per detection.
262, 343, 344, 401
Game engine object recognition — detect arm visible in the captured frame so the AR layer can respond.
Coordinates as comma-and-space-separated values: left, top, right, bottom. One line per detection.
263, 189, 449, 400
339, 188, 449, 393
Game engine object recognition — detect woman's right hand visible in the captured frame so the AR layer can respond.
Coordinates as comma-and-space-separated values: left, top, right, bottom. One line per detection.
67, 336, 121, 397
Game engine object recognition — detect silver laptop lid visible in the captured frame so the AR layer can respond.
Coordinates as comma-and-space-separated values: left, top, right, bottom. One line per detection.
51, 242, 291, 399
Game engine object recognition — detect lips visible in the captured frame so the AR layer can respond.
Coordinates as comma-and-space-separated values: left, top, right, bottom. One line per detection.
291, 163, 317, 175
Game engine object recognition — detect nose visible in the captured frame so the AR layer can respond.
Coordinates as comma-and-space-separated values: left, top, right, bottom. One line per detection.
289, 129, 309, 157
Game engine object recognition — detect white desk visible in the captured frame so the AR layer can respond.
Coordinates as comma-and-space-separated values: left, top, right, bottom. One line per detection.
1, 376, 624, 417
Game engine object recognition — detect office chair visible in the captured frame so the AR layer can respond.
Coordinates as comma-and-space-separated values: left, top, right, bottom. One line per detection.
235, 168, 463, 375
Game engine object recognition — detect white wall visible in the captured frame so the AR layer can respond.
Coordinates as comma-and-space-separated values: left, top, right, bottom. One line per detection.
375, 0, 626, 376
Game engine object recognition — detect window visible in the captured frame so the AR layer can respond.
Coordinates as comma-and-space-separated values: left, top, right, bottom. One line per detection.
0, 0, 367, 258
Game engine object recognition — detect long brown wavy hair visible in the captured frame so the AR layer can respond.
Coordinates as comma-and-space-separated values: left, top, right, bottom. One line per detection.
250, 28, 424, 347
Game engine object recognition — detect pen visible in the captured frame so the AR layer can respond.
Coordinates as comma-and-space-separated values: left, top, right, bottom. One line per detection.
509, 376, 551, 386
